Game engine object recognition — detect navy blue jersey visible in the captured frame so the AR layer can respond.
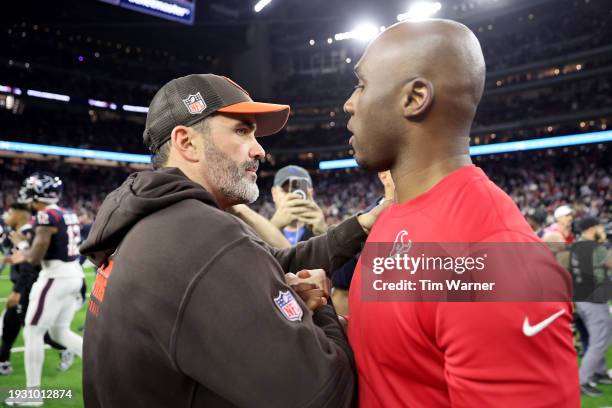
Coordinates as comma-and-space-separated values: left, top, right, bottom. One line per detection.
34, 205, 81, 262
9, 223, 40, 293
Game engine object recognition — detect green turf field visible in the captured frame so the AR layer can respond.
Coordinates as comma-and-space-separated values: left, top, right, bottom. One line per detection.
0, 266, 94, 407
0, 266, 611, 407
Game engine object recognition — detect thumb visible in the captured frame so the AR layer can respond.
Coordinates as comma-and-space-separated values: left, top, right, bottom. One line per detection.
284, 272, 298, 286
296, 270, 312, 279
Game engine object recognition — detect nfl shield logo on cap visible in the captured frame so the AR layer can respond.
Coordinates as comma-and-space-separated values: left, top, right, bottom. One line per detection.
182, 92, 207, 115
273, 290, 303, 322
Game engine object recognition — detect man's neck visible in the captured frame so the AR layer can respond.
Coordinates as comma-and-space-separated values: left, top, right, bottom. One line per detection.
167, 164, 231, 209
392, 153, 473, 203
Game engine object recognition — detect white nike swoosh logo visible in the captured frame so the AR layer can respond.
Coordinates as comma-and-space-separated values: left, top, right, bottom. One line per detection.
522, 309, 566, 337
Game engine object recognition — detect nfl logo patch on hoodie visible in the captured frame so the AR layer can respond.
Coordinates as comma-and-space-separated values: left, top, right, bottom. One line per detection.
274, 290, 303, 322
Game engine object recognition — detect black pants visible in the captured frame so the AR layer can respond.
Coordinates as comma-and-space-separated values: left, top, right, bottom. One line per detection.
0, 289, 65, 363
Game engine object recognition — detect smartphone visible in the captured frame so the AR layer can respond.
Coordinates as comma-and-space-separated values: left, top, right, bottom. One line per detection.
288, 177, 309, 200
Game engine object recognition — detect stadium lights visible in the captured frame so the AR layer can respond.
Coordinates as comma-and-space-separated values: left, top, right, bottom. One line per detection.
88, 99, 118, 110
397, 1, 442, 21
0, 140, 151, 164
319, 130, 612, 170
122, 104, 149, 113
1, 130, 610, 168
0, 83, 146, 114
334, 23, 380, 42
254, 0, 271, 13
26, 89, 70, 102
124, 0, 191, 18
0, 85, 23, 95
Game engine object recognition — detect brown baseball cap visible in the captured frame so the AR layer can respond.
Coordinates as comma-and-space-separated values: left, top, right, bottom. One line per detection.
143, 74, 290, 153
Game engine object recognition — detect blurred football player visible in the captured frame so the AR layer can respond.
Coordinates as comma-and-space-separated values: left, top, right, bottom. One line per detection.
0, 200, 74, 378
4, 173, 83, 406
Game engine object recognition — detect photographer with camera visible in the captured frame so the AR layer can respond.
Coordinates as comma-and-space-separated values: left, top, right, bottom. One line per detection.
270, 165, 328, 245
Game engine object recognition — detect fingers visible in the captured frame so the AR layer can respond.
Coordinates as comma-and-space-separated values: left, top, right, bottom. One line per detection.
286, 206, 311, 217
283, 198, 320, 211
290, 282, 318, 293
284, 272, 298, 286
294, 269, 330, 296
280, 193, 305, 205
286, 210, 322, 227
293, 287, 325, 298
296, 200, 321, 212
292, 287, 327, 311
295, 213, 321, 224
290, 269, 330, 311
305, 293, 327, 311
283, 199, 310, 209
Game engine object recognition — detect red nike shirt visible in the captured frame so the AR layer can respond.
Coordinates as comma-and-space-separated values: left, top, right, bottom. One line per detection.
348, 165, 579, 407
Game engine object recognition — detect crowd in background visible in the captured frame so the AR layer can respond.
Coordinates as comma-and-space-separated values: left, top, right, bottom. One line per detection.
0, 157, 130, 215
1, 145, 610, 236
0, 0, 609, 158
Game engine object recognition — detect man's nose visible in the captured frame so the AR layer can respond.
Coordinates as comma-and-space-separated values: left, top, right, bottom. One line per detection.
343, 96, 355, 116
250, 138, 265, 161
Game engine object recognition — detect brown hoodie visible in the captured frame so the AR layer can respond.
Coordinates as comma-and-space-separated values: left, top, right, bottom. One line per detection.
80, 167, 366, 408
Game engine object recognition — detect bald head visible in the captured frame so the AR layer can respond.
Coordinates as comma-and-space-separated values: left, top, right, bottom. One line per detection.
363, 19, 485, 119
344, 19, 485, 172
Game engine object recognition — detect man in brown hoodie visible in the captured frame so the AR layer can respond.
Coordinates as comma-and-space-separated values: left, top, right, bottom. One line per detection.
79, 74, 386, 407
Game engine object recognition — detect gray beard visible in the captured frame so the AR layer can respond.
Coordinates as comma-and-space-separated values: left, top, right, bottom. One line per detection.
204, 140, 259, 204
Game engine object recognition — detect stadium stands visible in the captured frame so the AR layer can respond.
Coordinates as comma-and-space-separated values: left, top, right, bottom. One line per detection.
0, 0, 610, 222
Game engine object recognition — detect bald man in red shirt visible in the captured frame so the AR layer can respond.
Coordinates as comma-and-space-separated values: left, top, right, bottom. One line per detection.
343, 19, 579, 407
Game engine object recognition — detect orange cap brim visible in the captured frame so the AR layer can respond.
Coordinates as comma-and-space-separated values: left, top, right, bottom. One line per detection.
217, 101, 290, 136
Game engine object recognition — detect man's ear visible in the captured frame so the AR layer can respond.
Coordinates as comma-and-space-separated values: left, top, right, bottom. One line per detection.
400, 78, 434, 118
170, 126, 199, 163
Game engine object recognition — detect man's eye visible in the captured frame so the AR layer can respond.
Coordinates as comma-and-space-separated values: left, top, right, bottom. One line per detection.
236, 128, 248, 135
354, 84, 364, 90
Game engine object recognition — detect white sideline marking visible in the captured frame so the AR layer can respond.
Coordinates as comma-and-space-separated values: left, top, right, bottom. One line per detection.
0, 272, 96, 302
0, 293, 91, 303
10, 345, 51, 353
0, 272, 96, 280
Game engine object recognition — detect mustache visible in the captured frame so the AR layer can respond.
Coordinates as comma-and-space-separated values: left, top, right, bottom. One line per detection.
242, 160, 259, 172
